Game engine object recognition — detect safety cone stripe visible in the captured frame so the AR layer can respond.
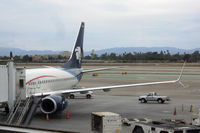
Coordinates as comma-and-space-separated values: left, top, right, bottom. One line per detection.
46, 114, 49, 121
190, 105, 193, 112
182, 104, 184, 112
174, 107, 176, 116
67, 111, 70, 119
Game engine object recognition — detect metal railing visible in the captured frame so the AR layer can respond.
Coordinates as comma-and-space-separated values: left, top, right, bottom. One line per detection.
6, 96, 22, 124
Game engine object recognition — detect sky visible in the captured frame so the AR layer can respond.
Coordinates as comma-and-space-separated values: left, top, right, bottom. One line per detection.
0, 0, 199, 52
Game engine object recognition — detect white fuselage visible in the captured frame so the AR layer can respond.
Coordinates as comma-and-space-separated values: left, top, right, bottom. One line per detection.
25, 67, 79, 96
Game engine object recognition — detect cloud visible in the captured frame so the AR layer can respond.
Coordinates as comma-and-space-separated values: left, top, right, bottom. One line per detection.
0, 0, 199, 51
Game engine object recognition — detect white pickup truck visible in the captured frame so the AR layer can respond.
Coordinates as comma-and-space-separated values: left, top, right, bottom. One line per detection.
139, 92, 170, 103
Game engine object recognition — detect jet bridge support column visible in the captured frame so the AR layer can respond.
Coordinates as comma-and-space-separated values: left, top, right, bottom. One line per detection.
8, 60, 16, 110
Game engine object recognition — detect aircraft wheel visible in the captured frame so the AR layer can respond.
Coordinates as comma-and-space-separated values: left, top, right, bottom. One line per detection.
86, 94, 91, 99
70, 95, 75, 99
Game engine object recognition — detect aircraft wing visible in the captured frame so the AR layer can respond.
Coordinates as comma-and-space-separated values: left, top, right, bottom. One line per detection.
82, 66, 125, 73
33, 79, 179, 97
33, 62, 185, 97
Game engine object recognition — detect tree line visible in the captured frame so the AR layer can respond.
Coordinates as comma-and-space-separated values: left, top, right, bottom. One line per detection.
0, 55, 67, 63
85, 50, 200, 63
0, 50, 199, 63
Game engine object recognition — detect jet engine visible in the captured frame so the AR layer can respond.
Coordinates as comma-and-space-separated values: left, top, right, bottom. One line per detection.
40, 95, 67, 114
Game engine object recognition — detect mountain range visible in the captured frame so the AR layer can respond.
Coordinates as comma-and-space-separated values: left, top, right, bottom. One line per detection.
0, 47, 61, 56
0, 47, 199, 56
84, 47, 200, 56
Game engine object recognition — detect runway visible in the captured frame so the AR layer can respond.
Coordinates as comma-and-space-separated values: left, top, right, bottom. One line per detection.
28, 65, 200, 133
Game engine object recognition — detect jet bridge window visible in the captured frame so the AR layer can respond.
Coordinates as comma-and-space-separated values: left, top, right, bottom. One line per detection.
19, 79, 24, 88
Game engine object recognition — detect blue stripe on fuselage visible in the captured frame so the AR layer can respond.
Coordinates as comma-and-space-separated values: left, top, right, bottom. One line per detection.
59, 68, 82, 81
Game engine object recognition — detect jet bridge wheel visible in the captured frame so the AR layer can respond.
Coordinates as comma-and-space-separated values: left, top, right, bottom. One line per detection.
4, 104, 9, 114
5, 107, 9, 113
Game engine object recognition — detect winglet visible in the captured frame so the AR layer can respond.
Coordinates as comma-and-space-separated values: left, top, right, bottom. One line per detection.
176, 61, 186, 87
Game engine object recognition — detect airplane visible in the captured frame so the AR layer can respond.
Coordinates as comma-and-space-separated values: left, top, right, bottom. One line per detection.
25, 22, 185, 114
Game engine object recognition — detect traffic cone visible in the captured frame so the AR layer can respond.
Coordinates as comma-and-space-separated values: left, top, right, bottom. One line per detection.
116, 128, 119, 133
46, 114, 49, 121
190, 105, 193, 112
174, 107, 177, 115
67, 111, 70, 119
182, 104, 184, 112
193, 107, 195, 120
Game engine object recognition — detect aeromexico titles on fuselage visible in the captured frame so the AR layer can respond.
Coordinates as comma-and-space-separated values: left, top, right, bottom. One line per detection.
25, 68, 83, 91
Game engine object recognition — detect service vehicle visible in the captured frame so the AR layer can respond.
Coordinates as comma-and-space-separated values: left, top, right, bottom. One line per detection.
139, 92, 170, 103
132, 119, 200, 133
69, 91, 93, 99
91, 112, 121, 133
192, 108, 200, 126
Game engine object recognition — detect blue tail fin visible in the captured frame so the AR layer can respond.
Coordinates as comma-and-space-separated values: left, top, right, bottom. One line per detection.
62, 22, 84, 69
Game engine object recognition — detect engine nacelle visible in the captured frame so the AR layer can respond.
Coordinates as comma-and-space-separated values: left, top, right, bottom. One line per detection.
40, 95, 67, 114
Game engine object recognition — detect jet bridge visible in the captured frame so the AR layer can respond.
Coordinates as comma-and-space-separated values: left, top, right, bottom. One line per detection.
0, 59, 40, 126
0, 60, 26, 111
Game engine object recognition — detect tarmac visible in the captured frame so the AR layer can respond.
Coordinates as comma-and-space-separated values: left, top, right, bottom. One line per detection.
0, 65, 199, 133
28, 65, 200, 133
30, 95, 200, 133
